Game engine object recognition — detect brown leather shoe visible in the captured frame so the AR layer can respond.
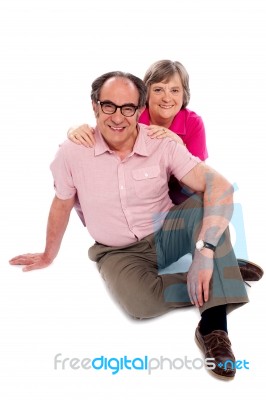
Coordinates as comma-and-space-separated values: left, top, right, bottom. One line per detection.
195, 325, 236, 380
237, 259, 264, 281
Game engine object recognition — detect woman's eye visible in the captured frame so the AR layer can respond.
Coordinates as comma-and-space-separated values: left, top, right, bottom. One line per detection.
153, 88, 163, 93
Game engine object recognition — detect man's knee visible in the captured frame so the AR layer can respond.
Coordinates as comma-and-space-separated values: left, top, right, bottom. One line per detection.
113, 276, 169, 319
121, 296, 168, 319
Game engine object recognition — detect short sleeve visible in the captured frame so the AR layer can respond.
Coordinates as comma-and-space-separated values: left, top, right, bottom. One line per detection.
184, 114, 208, 161
50, 145, 76, 200
169, 141, 201, 181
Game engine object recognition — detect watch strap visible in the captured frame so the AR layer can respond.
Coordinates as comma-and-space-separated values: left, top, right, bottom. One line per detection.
203, 241, 216, 251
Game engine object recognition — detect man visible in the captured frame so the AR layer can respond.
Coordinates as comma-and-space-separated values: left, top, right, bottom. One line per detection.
9, 71, 261, 380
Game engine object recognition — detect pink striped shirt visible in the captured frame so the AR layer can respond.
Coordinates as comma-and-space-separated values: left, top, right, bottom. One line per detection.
50, 124, 201, 246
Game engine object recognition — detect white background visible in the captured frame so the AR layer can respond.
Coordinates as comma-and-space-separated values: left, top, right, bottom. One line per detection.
0, 0, 265, 398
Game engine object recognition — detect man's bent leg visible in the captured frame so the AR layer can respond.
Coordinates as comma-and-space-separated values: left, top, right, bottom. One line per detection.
89, 238, 192, 319
155, 194, 249, 313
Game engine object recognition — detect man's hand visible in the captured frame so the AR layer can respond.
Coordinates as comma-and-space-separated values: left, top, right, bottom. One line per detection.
9, 253, 53, 272
187, 249, 214, 307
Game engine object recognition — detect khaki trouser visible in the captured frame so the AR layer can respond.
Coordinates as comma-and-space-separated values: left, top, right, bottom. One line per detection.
89, 194, 248, 319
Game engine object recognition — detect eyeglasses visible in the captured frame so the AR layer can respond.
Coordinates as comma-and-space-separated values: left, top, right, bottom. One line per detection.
97, 101, 139, 117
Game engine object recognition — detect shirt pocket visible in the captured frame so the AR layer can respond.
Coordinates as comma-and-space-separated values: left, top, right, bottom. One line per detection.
132, 165, 162, 199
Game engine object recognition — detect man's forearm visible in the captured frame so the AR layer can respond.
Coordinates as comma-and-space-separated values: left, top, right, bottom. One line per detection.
199, 172, 234, 246
43, 196, 75, 263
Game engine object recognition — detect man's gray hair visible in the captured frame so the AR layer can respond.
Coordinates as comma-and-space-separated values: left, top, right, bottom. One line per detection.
91, 71, 147, 108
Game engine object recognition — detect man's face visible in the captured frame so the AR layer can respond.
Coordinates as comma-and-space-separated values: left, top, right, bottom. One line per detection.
93, 77, 143, 151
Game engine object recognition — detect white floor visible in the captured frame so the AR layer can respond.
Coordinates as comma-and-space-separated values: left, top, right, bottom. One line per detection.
1, 1, 266, 399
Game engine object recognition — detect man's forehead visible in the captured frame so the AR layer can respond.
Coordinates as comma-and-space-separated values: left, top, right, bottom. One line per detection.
101, 77, 135, 91
100, 77, 139, 102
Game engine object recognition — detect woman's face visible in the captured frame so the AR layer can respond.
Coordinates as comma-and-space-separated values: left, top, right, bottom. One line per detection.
147, 72, 184, 126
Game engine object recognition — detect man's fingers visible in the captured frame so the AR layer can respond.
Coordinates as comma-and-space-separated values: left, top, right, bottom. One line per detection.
9, 253, 51, 271
9, 254, 36, 265
188, 282, 198, 306
203, 281, 209, 302
196, 283, 204, 307
188, 277, 205, 308
22, 263, 49, 272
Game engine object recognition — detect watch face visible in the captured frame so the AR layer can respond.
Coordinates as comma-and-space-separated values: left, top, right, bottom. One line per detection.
196, 240, 204, 250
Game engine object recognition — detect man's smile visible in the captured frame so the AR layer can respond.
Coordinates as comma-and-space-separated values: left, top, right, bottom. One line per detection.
108, 125, 126, 132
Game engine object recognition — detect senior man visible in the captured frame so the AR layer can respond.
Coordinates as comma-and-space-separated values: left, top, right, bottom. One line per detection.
10, 71, 257, 380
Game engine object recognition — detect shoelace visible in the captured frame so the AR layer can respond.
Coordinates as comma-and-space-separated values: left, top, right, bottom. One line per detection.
205, 332, 232, 351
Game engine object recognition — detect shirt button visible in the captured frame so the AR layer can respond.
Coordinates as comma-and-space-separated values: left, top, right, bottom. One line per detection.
120, 185, 124, 189
144, 173, 148, 177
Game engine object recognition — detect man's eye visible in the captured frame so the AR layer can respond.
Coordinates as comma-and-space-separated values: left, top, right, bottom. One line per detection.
104, 104, 115, 110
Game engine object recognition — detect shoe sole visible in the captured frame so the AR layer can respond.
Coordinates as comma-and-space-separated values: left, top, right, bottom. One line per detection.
194, 335, 235, 381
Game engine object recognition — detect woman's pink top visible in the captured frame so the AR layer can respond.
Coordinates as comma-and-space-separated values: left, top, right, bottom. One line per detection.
139, 108, 208, 161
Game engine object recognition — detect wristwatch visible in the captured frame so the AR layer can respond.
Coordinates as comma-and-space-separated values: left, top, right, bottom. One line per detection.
196, 239, 216, 252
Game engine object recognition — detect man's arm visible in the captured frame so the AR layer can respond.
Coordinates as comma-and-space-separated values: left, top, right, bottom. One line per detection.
180, 162, 234, 307
181, 162, 234, 243
9, 195, 75, 272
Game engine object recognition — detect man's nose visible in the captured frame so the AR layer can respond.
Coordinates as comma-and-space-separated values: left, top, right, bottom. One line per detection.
111, 108, 124, 123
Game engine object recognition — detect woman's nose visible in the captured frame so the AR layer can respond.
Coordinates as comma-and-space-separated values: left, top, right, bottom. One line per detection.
161, 89, 171, 101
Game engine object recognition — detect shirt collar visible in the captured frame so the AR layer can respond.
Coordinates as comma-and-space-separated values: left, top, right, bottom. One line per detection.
132, 124, 148, 156
94, 128, 112, 156
94, 125, 148, 157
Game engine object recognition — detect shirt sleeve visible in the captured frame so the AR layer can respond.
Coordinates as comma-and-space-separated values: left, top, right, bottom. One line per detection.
50, 144, 77, 200
184, 114, 208, 161
168, 141, 201, 181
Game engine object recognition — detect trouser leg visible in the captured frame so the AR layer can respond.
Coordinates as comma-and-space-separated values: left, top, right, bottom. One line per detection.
155, 194, 249, 313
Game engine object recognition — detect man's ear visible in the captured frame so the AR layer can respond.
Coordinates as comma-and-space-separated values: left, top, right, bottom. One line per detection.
92, 101, 99, 117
